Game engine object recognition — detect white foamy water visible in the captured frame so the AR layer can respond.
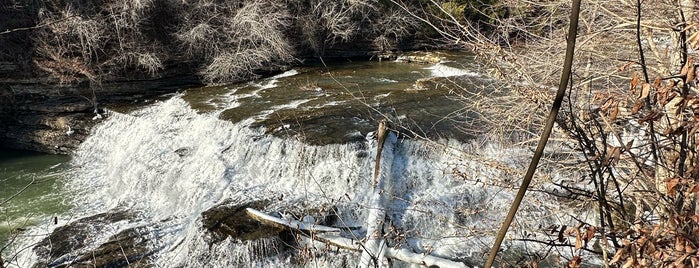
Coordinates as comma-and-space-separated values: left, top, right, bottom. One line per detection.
371, 77, 399, 83
427, 64, 479, 78
256, 99, 313, 119
9, 96, 584, 267
255, 69, 300, 89
206, 85, 253, 111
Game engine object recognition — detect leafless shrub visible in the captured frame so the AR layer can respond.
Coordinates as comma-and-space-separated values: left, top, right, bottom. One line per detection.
204, 50, 269, 82
293, 0, 369, 55
33, 7, 104, 83
176, 22, 219, 57
393, 0, 699, 266
32, 0, 167, 82
369, 8, 419, 51
110, 51, 164, 76
189, 0, 294, 82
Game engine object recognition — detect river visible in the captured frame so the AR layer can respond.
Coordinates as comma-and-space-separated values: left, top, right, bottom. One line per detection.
2, 53, 586, 267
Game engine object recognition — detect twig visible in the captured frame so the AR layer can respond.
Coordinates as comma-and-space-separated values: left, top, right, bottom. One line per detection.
0, 15, 77, 36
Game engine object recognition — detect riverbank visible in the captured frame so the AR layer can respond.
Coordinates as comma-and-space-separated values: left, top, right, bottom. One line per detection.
0, 0, 459, 154
0, 50, 449, 154
0, 68, 203, 154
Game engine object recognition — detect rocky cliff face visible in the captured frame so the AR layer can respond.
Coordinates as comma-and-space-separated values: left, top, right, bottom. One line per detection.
0, 62, 202, 154
0, 0, 431, 154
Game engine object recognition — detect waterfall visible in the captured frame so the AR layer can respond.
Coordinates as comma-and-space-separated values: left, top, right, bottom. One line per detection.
10, 95, 579, 267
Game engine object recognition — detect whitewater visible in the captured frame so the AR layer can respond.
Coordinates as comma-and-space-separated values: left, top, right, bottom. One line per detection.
5, 59, 599, 267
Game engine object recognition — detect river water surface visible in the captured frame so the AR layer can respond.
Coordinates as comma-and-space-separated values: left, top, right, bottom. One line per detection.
3, 53, 588, 267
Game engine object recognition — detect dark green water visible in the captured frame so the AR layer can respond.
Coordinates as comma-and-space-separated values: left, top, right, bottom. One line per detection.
0, 149, 71, 249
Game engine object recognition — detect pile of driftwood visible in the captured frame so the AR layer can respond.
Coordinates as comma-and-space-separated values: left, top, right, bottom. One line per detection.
246, 121, 467, 268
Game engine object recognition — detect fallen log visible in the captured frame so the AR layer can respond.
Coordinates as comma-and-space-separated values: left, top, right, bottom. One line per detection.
359, 120, 392, 268
245, 208, 342, 233
246, 209, 468, 268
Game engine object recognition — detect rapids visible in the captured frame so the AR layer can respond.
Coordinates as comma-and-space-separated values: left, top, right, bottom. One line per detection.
4, 55, 593, 267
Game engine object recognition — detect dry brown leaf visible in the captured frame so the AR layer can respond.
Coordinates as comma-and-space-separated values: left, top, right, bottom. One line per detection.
568, 256, 581, 268
574, 228, 583, 250
601, 97, 615, 111
631, 100, 644, 114
610, 101, 619, 121
621, 258, 635, 268
676, 236, 685, 252
690, 184, 699, 193
667, 178, 681, 195
681, 60, 690, 76
631, 74, 640, 93
639, 110, 663, 124
612, 146, 621, 165
653, 76, 661, 88
685, 241, 696, 253
610, 247, 626, 264
625, 140, 634, 151
685, 58, 696, 83
646, 240, 657, 255
653, 250, 663, 260
641, 83, 651, 99
605, 147, 621, 165
673, 253, 689, 267
584, 226, 596, 243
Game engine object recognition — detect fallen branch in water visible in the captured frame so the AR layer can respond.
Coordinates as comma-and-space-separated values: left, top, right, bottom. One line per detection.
246, 209, 468, 268
360, 119, 391, 267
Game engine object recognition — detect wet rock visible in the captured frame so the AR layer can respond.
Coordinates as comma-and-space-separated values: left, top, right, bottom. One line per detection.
32, 211, 153, 268
394, 52, 445, 64
174, 147, 191, 157
201, 199, 284, 243
52, 227, 153, 268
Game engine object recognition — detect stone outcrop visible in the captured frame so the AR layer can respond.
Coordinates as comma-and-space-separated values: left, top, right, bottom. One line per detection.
0, 63, 202, 154
31, 211, 154, 268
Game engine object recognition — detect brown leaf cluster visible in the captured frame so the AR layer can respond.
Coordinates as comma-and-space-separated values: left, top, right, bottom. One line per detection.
609, 215, 699, 267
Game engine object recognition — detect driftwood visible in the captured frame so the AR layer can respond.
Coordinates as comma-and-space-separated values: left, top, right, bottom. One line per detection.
359, 119, 391, 267
246, 121, 467, 268
245, 209, 467, 268
245, 208, 342, 233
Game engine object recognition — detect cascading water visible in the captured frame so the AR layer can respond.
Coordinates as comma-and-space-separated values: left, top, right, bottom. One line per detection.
6, 56, 591, 267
